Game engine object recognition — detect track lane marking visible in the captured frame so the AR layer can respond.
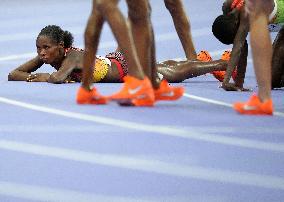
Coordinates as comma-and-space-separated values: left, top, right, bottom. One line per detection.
0, 96, 284, 152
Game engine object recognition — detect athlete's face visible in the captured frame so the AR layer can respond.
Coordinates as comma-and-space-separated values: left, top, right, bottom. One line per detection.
36, 35, 64, 64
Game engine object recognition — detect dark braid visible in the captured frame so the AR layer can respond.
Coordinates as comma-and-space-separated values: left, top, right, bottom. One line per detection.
37, 25, 74, 48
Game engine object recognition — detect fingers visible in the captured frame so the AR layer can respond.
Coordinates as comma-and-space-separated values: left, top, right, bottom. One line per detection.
239, 87, 252, 91
26, 74, 37, 82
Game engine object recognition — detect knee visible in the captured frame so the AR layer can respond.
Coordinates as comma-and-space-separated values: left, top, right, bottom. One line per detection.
96, 0, 116, 14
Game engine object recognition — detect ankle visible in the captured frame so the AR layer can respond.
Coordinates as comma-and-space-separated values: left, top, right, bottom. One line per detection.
127, 71, 145, 80
81, 85, 92, 92
258, 94, 271, 103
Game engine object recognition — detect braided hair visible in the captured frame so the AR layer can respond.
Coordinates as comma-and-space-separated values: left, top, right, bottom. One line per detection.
37, 25, 74, 48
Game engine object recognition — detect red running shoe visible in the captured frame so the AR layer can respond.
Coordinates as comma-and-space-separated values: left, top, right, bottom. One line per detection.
196, 50, 212, 62
154, 80, 184, 102
211, 50, 237, 82
109, 75, 155, 106
233, 94, 273, 115
77, 86, 107, 104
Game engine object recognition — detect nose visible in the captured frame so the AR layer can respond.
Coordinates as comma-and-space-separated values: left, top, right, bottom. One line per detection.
38, 49, 46, 57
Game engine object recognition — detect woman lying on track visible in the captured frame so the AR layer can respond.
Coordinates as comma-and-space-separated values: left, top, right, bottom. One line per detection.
8, 25, 229, 84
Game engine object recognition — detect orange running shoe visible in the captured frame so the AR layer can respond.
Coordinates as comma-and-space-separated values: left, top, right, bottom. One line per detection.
211, 71, 226, 82
221, 50, 231, 61
211, 50, 238, 82
76, 86, 107, 104
154, 80, 184, 102
109, 75, 155, 106
233, 94, 273, 115
196, 50, 212, 62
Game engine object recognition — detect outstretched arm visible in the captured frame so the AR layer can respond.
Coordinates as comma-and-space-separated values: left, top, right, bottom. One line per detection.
234, 39, 248, 89
222, 7, 249, 91
8, 56, 46, 81
48, 50, 83, 84
157, 59, 227, 83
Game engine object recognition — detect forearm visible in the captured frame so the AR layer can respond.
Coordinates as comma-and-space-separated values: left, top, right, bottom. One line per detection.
223, 44, 243, 83
224, 9, 249, 84
234, 40, 248, 87
8, 70, 31, 81
48, 71, 71, 84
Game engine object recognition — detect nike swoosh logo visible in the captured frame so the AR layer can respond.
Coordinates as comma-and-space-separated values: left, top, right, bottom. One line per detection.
129, 85, 142, 95
160, 91, 175, 97
243, 104, 257, 111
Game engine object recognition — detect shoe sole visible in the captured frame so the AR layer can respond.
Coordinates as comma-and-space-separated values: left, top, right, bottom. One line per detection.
114, 98, 154, 107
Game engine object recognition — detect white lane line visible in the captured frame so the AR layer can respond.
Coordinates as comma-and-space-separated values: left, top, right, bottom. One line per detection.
0, 181, 152, 202
1, 140, 284, 190
1, 125, 284, 135
184, 93, 232, 107
184, 93, 284, 117
0, 96, 284, 152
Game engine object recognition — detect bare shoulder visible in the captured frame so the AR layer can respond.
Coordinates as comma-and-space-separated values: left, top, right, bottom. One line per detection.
65, 49, 83, 61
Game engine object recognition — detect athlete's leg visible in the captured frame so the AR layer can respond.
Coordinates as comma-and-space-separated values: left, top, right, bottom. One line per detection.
77, 0, 107, 104
164, 0, 197, 60
150, 24, 160, 88
249, 0, 273, 101
126, 0, 152, 78
271, 26, 284, 88
81, 0, 104, 90
126, 0, 185, 102
233, 0, 274, 115
91, 0, 155, 107
157, 60, 227, 82
96, 0, 145, 79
